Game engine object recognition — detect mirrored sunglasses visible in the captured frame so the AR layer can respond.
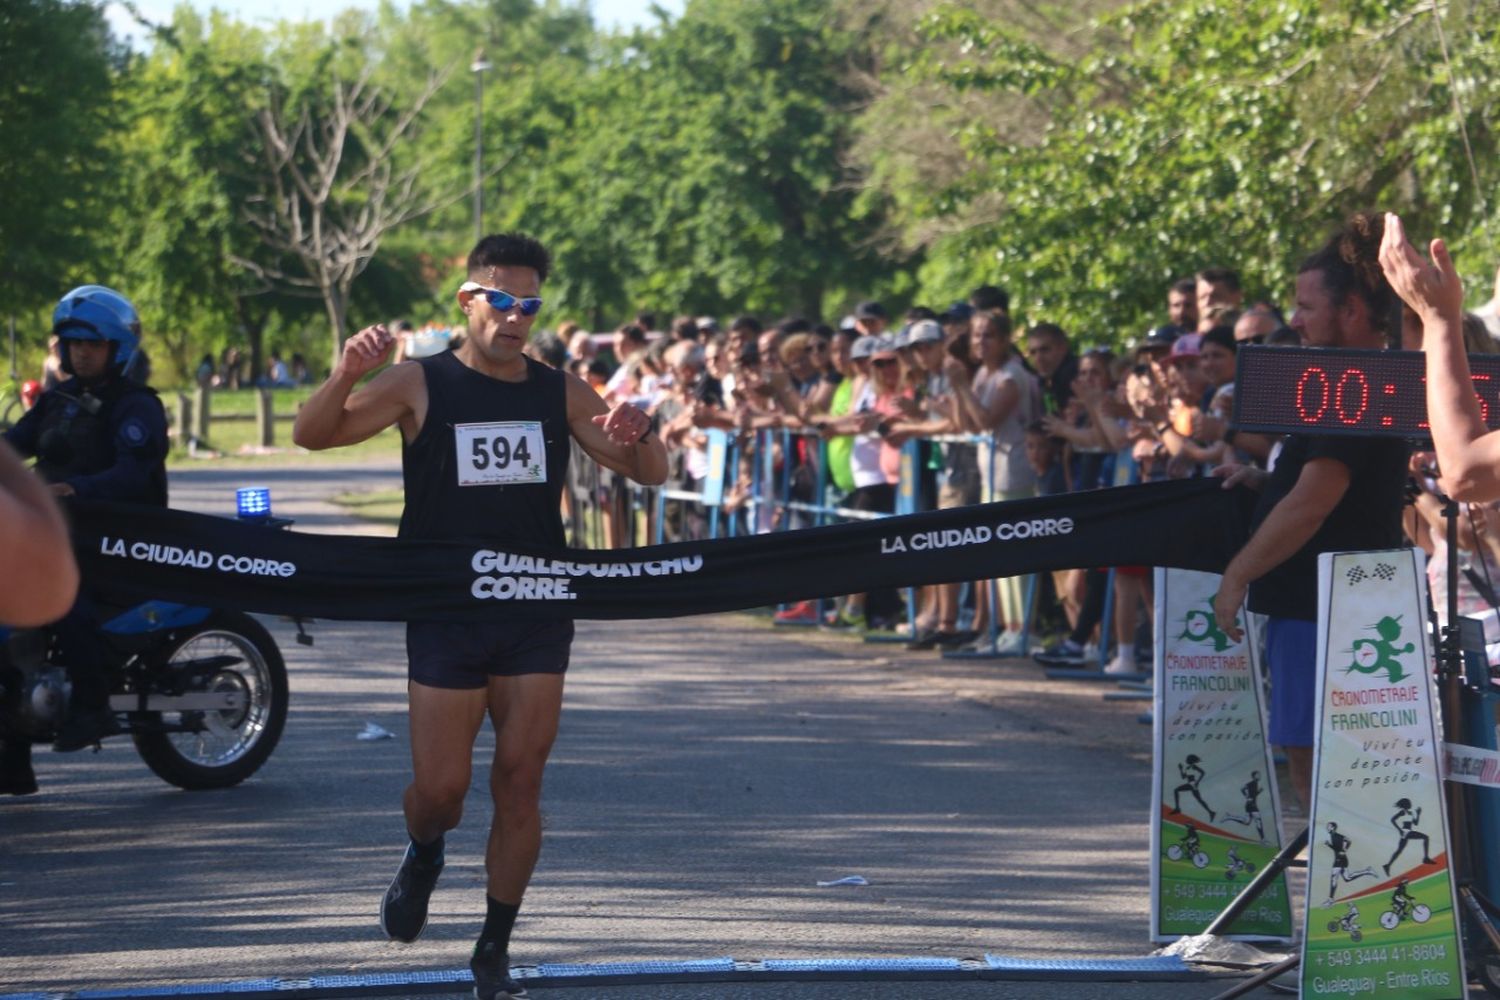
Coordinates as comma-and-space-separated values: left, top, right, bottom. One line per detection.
460, 281, 543, 317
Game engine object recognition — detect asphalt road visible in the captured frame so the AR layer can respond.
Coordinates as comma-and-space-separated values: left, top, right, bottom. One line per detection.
0, 461, 1465, 998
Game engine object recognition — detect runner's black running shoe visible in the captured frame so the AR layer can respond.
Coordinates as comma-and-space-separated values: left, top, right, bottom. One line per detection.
379, 842, 443, 942
471, 940, 529, 1000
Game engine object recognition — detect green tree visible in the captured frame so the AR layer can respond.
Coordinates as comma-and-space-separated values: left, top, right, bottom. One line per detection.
0, 0, 118, 320
518, 0, 897, 323
852, 0, 1500, 342
110, 10, 304, 384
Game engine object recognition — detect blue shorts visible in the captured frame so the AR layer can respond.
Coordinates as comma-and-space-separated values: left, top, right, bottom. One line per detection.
1265, 616, 1317, 747
406, 620, 574, 689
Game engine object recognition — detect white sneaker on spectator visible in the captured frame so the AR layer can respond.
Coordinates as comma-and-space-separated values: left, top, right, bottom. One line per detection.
1103, 654, 1139, 676
993, 631, 1028, 657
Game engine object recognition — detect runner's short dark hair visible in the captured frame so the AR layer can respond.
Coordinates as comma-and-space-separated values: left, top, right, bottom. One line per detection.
468, 232, 551, 283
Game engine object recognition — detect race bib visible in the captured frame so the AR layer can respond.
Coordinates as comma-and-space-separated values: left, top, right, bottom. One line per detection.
454, 421, 546, 486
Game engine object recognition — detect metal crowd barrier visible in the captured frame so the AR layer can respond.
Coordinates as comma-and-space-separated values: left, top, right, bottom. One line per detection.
564, 426, 1156, 667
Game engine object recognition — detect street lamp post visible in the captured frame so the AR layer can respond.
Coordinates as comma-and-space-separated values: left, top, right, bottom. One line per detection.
471, 49, 493, 244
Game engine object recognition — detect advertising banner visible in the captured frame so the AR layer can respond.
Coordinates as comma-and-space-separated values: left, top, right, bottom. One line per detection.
1302, 549, 1465, 999
1151, 568, 1293, 942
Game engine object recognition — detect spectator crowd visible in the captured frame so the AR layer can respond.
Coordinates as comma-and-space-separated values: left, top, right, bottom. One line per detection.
499, 253, 1500, 681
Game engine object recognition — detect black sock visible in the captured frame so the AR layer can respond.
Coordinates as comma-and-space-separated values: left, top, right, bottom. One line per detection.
409, 833, 444, 866
478, 896, 521, 953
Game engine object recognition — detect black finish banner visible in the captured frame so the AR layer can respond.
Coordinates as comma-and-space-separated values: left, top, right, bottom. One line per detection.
69, 479, 1255, 623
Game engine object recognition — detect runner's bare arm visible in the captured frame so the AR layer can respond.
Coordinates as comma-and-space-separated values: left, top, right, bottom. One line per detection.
292, 325, 424, 449
564, 373, 668, 485
0, 439, 79, 626
1211, 457, 1351, 641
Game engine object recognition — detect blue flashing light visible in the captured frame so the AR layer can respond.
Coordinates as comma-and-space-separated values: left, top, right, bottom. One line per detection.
236, 486, 272, 520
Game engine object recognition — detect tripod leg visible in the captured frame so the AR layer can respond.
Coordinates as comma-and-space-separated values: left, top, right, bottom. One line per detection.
1203, 825, 1309, 937
1208, 955, 1299, 1000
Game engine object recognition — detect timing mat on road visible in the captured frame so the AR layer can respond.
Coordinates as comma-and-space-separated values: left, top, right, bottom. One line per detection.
1, 954, 1236, 1000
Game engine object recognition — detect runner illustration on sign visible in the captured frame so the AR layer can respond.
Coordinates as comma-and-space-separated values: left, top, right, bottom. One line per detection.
1346, 615, 1414, 683
1323, 821, 1378, 907
1382, 797, 1435, 875
1181, 603, 1235, 652
1220, 769, 1265, 841
1166, 822, 1210, 869
1379, 878, 1432, 930
1169, 754, 1215, 821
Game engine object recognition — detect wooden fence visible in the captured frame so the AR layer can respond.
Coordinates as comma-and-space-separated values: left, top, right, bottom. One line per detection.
172, 387, 296, 449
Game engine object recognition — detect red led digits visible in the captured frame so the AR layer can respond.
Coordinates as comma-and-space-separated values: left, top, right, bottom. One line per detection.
1473, 373, 1491, 425
1334, 368, 1369, 426
1296, 367, 1329, 424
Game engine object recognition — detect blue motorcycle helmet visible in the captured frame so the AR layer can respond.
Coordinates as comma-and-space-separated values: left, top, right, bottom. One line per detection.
53, 285, 140, 377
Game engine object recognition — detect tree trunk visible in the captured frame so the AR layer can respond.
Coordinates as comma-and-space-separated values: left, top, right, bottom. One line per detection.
233, 296, 266, 390
323, 282, 347, 374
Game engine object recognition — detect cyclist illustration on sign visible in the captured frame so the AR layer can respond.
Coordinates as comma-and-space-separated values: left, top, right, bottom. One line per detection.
1166, 822, 1210, 869
1220, 769, 1265, 841
1382, 798, 1435, 875
1326, 901, 1364, 943
1346, 615, 1414, 683
1323, 821, 1378, 907
1168, 754, 1215, 821
1379, 878, 1431, 930
1182, 601, 1235, 652
1223, 846, 1256, 880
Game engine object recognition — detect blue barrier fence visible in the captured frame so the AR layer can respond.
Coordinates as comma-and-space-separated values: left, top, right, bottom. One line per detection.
568, 428, 1148, 666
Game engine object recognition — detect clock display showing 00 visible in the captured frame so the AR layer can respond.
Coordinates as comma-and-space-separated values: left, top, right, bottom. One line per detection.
1231, 345, 1500, 439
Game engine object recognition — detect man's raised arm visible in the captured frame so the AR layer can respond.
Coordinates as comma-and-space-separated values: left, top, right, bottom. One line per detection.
293, 325, 414, 450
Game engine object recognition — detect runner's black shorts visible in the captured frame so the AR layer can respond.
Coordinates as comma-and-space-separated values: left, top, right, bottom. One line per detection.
406, 620, 575, 688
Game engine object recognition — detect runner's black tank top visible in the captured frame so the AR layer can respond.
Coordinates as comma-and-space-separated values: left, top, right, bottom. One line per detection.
399, 351, 570, 546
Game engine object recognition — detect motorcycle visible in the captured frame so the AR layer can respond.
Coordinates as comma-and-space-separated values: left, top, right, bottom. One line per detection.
0, 498, 304, 790
0, 601, 300, 790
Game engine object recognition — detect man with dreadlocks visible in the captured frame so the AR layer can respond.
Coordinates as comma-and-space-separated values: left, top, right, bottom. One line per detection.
1211, 214, 1411, 810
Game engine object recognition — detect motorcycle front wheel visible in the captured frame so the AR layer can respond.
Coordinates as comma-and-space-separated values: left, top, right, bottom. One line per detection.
133, 612, 288, 790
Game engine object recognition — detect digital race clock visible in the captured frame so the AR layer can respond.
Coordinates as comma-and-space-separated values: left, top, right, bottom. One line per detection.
1231, 345, 1500, 440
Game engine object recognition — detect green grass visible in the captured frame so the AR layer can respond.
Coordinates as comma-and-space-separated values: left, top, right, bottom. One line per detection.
164, 386, 403, 467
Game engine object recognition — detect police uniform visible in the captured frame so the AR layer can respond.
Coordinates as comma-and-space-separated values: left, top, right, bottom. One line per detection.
4, 375, 168, 505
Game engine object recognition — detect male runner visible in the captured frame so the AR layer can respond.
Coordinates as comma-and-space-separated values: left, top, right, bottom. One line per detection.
1323, 821, 1377, 907
1221, 769, 1265, 841
293, 233, 666, 1000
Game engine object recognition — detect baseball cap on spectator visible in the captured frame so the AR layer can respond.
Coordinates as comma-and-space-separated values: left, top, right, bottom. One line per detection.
892, 326, 912, 350
851, 335, 880, 360
906, 319, 944, 346
839, 314, 859, 332
854, 301, 887, 321
1134, 325, 1178, 358
942, 301, 973, 324
871, 336, 900, 360
696, 316, 720, 334
1163, 332, 1203, 365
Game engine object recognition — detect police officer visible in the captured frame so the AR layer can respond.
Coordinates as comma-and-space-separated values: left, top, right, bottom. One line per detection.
1, 286, 168, 794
